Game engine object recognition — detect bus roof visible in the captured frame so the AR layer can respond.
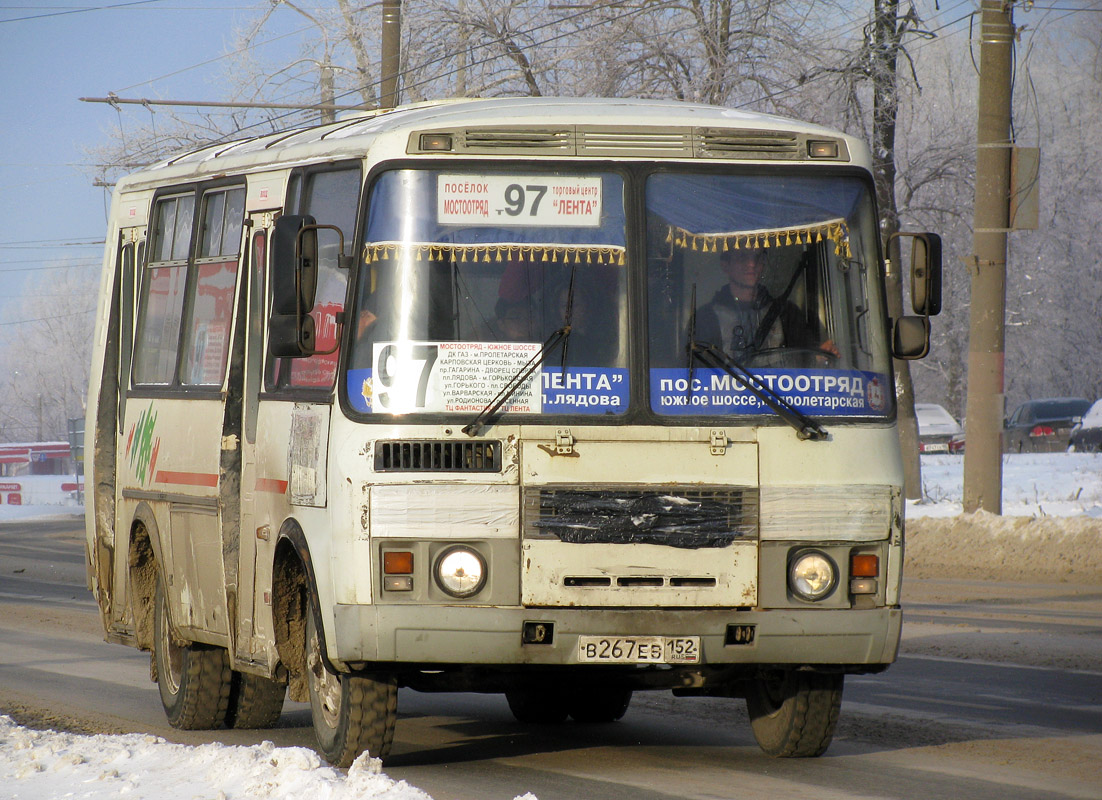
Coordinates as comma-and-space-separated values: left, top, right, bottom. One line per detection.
115, 96, 868, 192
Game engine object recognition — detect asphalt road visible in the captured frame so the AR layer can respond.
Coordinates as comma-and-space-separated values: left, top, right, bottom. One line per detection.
2, 517, 1100, 800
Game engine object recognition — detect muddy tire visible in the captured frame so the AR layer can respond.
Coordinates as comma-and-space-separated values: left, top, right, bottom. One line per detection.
153, 578, 232, 729
227, 671, 286, 729
306, 607, 396, 767
568, 687, 633, 723
746, 670, 843, 757
506, 686, 569, 723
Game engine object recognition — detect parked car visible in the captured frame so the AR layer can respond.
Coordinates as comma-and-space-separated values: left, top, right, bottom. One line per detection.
915, 403, 964, 454
1004, 397, 1092, 453
1068, 399, 1102, 453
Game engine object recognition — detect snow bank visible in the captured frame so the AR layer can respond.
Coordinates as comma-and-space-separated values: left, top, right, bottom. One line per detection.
0, 715, 437, 800
906, 513, 1102, 583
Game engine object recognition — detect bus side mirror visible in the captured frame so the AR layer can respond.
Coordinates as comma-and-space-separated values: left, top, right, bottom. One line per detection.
269, 214, 319, 357
892, 316, 930, 359
890, 231, 942, 316
909, 232, 942, 316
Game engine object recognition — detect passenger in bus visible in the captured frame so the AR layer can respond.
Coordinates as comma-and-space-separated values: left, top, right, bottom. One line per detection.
695, 246, 838, 362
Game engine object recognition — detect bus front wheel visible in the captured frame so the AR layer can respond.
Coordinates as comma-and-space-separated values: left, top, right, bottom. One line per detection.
746, 670, 843, 757
305, 606, 396, 766
152, 578, 232, 729
568, 686, 633, 723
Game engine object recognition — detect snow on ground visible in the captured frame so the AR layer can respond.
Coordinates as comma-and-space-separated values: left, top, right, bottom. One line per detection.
1, 453, 1098, 799
0, 716, 441, 800
908, 452, 1102, 519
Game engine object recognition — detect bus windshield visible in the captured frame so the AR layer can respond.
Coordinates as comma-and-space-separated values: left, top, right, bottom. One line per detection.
347, 169, 629, 416
645, 171, 893, 419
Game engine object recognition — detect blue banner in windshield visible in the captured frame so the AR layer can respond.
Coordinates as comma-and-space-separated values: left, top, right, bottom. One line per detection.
650, 368, 890, 416
347, 366, 628, 415
541, 368, 628, 415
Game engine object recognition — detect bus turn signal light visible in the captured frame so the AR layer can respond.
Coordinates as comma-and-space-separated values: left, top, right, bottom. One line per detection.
383, 551, 414, 574
850, 554, 879, 578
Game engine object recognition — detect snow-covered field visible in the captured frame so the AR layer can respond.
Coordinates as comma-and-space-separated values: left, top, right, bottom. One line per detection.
1, 453, 1099, 800
909, 452, 1102, 519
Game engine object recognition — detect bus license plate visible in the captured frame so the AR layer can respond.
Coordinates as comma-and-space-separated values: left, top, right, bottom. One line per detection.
577, 636, 700, 664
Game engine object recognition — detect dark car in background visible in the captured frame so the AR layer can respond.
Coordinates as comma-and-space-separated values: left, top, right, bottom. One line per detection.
1004, 397, 1092, 452
916, 403, 965, 454
1068, 399, 1102, 453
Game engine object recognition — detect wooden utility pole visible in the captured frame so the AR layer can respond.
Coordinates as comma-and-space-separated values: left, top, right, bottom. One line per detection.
963, 0, 1015, 513
380, 0, 402, 109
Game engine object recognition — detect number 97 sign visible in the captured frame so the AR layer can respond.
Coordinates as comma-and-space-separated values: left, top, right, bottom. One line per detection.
372, 341, 541, 414
438, 175, 602, 227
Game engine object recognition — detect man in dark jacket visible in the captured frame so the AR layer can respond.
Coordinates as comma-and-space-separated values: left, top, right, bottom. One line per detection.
695, 247, 837, 363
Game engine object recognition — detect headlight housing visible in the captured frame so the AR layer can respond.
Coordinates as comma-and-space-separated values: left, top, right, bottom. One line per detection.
789, 550, 837, 601
433, 546, 487, 598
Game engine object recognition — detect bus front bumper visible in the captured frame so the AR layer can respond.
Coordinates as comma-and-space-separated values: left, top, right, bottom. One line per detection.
331, 604, 901, 670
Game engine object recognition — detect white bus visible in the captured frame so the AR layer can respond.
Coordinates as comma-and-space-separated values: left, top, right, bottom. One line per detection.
85, 97, 940, 766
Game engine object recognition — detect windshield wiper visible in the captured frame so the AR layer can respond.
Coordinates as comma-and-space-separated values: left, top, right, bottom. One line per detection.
462, 325, 570, 437
688, 340, 829, 442
463, 264, 578, 437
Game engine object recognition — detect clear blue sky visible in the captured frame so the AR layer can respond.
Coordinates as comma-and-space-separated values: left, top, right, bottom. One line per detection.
0, 1, 304, 319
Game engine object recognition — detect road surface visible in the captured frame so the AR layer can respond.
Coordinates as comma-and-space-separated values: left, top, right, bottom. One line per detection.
1, 517, 1099, 799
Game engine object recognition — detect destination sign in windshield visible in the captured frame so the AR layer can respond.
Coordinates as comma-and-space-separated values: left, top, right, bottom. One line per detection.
437, 175, 602, 227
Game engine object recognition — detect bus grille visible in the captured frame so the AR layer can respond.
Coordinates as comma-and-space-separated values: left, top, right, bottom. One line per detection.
523, 486, 758, 549
374, 440, 501, 472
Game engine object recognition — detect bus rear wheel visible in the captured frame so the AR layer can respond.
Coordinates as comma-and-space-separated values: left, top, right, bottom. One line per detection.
153, 578, 232, 729
746, 670, 843, 757
305, 607, 396, 767
227, 671, 286, 729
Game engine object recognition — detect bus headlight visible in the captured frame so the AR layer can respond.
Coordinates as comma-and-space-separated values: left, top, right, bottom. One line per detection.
789, 550, 837, 601
433, 546, 486, 598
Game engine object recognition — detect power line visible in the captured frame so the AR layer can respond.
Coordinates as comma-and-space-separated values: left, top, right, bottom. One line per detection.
0, 0, 165, 24
0, 238, 104, 248
0, 309, 96, 327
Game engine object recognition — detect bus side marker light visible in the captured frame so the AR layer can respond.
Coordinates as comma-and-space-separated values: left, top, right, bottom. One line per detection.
850, 578, 877, 595
420, 133, 453, 151
808, 140, 839, 158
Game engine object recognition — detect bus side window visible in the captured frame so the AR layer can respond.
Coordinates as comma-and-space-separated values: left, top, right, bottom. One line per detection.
180, 187, 245, 386
133, 194, 193, 385
266, 164, 361, 392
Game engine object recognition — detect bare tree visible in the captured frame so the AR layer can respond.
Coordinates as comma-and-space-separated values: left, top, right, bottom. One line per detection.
0, 266, 97, 442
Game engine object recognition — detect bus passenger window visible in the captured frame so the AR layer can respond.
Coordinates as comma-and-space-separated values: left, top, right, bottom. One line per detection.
133, 194, 192, 385
181, 187, 245, 386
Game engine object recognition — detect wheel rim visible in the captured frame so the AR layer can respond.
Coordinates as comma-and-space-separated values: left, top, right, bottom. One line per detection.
157, 592, 183, 695
307, 618, 342, 730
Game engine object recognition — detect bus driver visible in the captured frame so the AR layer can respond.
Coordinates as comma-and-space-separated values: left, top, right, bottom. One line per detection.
695, 247, 838, 362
